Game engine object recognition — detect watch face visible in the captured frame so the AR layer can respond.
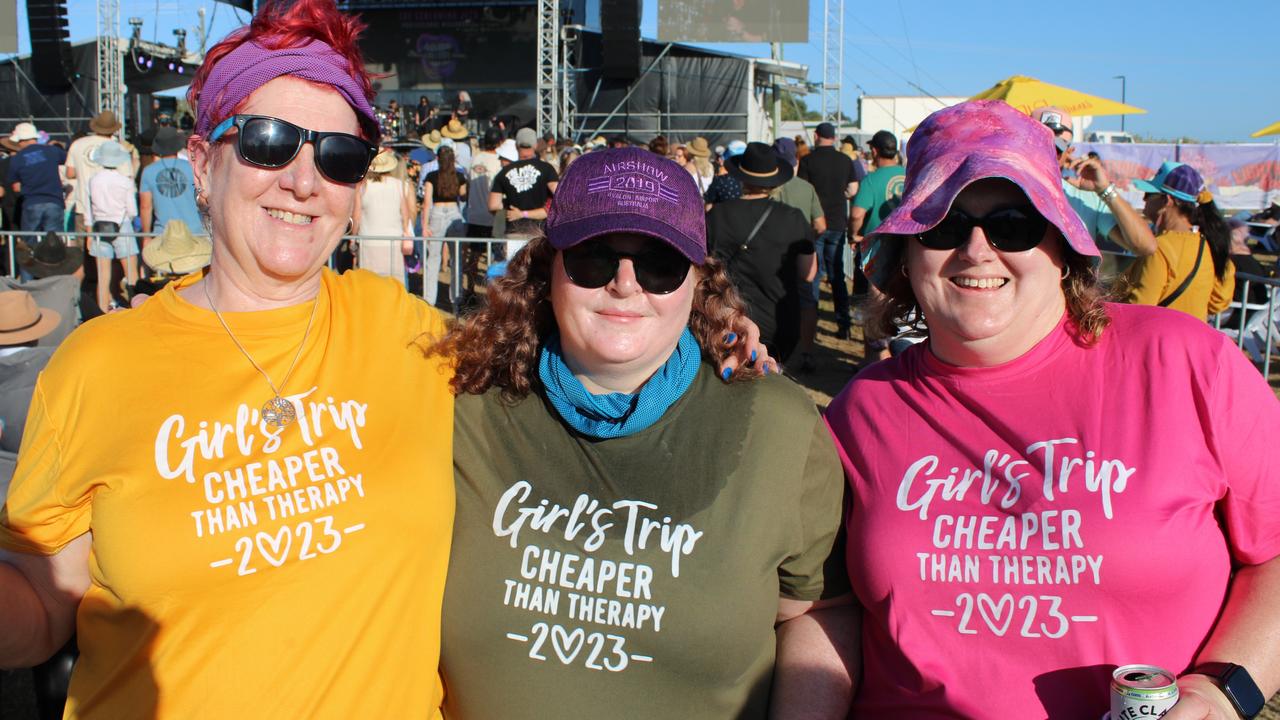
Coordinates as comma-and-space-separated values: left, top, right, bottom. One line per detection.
1223, 665, 1267, 718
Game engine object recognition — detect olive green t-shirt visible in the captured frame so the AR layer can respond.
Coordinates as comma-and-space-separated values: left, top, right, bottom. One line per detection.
441, 364, 846, 719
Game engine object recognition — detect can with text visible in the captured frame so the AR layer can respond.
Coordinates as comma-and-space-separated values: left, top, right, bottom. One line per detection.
1109, 665, 1179, 719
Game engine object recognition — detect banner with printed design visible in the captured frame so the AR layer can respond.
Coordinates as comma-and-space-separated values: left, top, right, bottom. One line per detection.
1075, 142, 1280, 210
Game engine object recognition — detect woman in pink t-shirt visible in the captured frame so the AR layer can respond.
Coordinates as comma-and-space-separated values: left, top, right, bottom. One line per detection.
827, 100, 1280, 719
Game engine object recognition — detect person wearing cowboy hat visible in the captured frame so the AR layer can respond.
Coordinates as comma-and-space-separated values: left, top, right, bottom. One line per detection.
86, 141, 141, 311
66, 111, 138, 238
354, 148, 415, 288
17, 230, 83, 279
139, 126, 202, 239
134, 218, 212, 296
706, 141, 817, 362
0, 290, 61, 456
440, 118, 473, 176
5, 122, 68, 237
684, 136, 714, 197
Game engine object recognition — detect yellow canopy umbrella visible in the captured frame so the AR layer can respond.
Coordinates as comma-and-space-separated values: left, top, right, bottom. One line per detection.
969, 75, 1146, 117
1251, 121, 1280, 138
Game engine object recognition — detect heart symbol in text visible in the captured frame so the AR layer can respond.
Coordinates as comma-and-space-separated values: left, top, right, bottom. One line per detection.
256, 528, 292, 567
551, 625, 585, 664
977, 593, 1014, 636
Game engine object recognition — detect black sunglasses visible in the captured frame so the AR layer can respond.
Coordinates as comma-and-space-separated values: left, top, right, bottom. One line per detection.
916, 206, 1050, 253
561, 240, 692, 294
207, 114, 377, 184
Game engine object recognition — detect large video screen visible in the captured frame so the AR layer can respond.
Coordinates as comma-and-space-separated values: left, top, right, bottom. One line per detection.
357, 5, 537, 87
657, 0, 808, 43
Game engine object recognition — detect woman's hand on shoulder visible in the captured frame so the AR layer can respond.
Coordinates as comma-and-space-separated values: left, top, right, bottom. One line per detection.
718, 316, 778, 381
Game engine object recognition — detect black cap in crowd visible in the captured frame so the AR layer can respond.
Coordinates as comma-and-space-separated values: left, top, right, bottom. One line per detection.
870, 130, 898, 158
815, 122, 836, 139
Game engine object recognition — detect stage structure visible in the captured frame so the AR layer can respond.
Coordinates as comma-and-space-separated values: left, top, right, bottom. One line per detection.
656, 0, 808, 43
571, 34, 807, 146
821, 0, 841, 122
341, 0, 805, 144
0, 38, 198, 143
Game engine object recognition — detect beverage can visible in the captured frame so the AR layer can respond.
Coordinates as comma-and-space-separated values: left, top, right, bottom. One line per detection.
1110, 665, 1179, 719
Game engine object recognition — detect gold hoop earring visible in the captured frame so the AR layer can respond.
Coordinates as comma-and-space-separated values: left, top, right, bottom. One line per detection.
345, 218, 354, 235
900, 263, 909, 278
1061, 265, 1071, 280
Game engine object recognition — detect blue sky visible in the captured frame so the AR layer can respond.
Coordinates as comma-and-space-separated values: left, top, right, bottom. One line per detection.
11, 0, 1279, 142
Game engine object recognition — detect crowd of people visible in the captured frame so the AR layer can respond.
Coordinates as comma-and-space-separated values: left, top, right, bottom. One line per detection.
0, 0, 1278, 718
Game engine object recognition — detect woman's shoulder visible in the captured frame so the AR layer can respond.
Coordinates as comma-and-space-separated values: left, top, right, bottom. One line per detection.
1101, 302, 1234, 362
329, 269, 446, 337
707, 365, 822, 422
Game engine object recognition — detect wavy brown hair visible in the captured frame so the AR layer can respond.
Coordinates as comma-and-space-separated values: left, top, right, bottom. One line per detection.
430, 235, 762, 398
867, 231, 1111, 346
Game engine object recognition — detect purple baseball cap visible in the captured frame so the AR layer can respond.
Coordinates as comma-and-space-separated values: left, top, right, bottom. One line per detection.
546, 147, 707, 264
862, 100, 1098, 290
192, 38, 378, 139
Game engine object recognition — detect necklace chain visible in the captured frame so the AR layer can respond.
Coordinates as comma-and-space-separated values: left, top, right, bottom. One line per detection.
202, 278, 319, 420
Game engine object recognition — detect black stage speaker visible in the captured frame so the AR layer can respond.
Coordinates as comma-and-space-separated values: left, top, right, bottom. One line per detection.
26, 0, 74, 93
601, 0, 641, 80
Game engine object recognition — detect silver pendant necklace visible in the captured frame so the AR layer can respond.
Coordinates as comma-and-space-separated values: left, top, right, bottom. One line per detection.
203, 278, 320, 429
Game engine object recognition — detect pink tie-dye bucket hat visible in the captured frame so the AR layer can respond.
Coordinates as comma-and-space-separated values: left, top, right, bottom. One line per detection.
861, 99, 1099, 290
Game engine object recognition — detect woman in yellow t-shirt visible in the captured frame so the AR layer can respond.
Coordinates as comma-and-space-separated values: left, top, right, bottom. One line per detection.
0, 1, 458, 717
1126, 161, 1234, 319
0, 4, 765, 716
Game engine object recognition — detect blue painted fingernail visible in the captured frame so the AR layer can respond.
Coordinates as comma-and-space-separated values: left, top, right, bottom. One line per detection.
724, 332, 737, 345
721, 367, 733, 380
750, 349, 758, 363
763, 364, 772, 375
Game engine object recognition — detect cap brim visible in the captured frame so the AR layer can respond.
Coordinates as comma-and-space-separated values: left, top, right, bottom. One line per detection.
0, 308, 61, 344
548, 212, 706, 265
1132, 178, 1161, 194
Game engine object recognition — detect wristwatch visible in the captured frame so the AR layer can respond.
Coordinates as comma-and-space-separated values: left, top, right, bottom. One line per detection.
1189, 662, 1266, 719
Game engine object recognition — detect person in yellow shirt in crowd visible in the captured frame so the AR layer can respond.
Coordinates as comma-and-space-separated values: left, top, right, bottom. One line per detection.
0, 1, 457, 716
1126, 161, 1234, 320
0, 3, 767, 717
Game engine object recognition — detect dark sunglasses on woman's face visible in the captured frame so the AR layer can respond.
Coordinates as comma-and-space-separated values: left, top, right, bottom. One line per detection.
561, 239, 692, 294
916, 205, 1050, 253
207, 115, 378, 184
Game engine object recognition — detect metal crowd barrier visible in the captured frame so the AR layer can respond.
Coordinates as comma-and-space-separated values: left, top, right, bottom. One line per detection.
1211, 272, 1280, 379
1, 229, 519, 310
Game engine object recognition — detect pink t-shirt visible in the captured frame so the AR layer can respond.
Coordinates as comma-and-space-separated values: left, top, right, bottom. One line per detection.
825, 303, 1280, 719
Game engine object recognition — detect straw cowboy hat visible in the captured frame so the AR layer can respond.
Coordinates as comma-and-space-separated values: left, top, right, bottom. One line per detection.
369, 148, 399, 174
441, 118, 469, 140
89, 110, 122, 135
685, 137, 711, 158
0, 290, 61, 345
18, 232, 84, 279
421, 130, 443, 150
142, 220, 211, 276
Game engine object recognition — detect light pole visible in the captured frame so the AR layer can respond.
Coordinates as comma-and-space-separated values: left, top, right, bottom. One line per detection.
1113, 75, 1127, 133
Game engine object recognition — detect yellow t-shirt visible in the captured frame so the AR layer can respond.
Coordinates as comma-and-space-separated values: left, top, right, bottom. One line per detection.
1125, 229, 1235, 319
0, 269, 454, 719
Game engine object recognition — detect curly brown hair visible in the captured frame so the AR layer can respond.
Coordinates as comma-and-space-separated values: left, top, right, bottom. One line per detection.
867, 232, 1111, 346
430, 235, 763, 398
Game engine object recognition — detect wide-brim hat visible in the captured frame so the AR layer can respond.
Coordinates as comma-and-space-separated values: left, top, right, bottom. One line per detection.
685, 137, 711, 158
442, 119, 469, 140
726, 142, 794, 189
152, 126, 185, 156
142, 220, 211, 276
546, 147, 707, 264
90, 140, 131, 168
9, 122, 38, 143
369, 148, 399, 174
421, 130, 443, 150
17, 232, 85, 279
89, 110, 122, 135
0, 290, 61, 345
861, 99, 1098, 292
